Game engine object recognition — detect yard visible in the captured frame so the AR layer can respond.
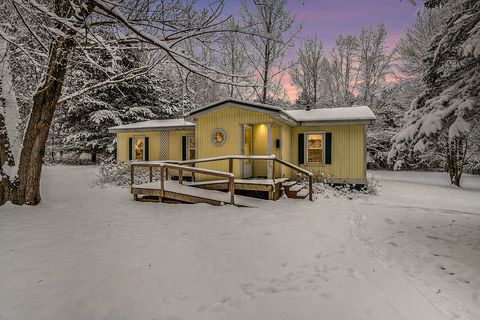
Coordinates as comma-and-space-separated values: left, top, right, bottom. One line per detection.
1, 166, 479, 320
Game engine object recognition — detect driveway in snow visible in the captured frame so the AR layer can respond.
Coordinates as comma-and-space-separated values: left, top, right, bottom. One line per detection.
1, 167, 479, 320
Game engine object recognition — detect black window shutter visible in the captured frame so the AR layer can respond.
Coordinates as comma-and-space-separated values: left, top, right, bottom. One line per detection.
325, 132, 332, 164
182, 136, 187, 161
298, 133, 304, 164
128, 137, 133, 161
144, 137, 149, 161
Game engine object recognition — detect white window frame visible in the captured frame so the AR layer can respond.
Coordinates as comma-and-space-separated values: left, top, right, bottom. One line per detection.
132, 136, 145, 161
304, 131, 325, 165
186, 135, 195, 160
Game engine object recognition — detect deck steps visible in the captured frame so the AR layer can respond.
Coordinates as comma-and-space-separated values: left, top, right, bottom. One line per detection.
296, 189, 309, 199
281, 180, 310, 199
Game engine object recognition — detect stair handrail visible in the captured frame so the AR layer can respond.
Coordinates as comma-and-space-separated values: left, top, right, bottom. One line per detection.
273, 158, 314, 201
130, 161, 236, 204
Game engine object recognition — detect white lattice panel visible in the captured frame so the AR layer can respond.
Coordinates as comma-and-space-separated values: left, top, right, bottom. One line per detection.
159, 131, 169, 160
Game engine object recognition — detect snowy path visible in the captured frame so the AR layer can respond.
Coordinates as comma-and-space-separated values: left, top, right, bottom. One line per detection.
0, 167, 479, 320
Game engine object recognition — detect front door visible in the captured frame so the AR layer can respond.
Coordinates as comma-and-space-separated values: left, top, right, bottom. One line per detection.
243, 125, 253, 178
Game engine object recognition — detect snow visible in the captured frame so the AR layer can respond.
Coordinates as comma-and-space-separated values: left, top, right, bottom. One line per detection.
1, 166, 480, 320
0, 39, 20, 166
108, 119, 194, 132
285, 105, 376, 122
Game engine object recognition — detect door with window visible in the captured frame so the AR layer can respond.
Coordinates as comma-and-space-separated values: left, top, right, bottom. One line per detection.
243, 125, 253, 178
133, 137, 145, 160
187, 136, 195, 160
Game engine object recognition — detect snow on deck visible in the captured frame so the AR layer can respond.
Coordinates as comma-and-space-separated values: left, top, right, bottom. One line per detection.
184, 177, 289, 187
133, 180, 267, 207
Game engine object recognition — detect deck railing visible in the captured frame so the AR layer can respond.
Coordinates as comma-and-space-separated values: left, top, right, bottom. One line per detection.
131, 161, 236, 204
131, 155, 314, 202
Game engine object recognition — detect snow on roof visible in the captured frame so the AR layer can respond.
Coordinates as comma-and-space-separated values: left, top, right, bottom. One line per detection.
188, 98, 284, 116
285, 106, 376, 123
108, 119, 194, 133
189, 99, 375, 124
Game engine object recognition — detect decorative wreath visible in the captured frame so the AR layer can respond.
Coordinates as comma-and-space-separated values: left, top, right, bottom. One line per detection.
211, 128, 226, 146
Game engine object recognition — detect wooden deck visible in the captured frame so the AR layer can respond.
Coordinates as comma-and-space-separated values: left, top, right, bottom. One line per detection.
130, 155, 314, 206
132, 180, 267, 207
184, 178, 288, 200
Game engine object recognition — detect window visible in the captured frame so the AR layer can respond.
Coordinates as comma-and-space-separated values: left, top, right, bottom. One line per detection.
133, 137, 145, 160
306, 132, 324, 164
187, 136, 195, 160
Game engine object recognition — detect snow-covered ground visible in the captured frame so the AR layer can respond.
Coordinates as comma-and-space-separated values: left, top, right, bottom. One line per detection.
1, 167, 479, 320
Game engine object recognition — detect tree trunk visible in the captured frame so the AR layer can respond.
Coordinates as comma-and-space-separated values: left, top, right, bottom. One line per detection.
446, 136, 467, 187
12, 36, 75, 204
9, 0, 95, 205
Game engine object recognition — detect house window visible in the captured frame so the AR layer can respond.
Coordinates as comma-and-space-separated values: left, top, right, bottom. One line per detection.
133, 137, 145, 160
306, 132, 324, 164
187, 136, 195, 160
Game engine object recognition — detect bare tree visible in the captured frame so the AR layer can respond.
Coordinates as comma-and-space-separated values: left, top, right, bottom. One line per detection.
241, 0, 301, 103
218, 18, 251, 99
0, 0, 265, 205
290, 36, 324, 108
356, 25, 394, 106
325, 35, 359, 108
396, 7, 448, 78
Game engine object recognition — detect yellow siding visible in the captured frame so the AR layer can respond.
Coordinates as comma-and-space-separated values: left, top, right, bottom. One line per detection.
168, 130, 195, 160
194, 105, 275, 180
272, 125, 282, 178
281, 124, 292, 178
291, 125, 366, 182
116, 130, 194, 162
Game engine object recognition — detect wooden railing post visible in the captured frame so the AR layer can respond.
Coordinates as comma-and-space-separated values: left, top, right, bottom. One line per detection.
130, 164, 134, 186
149, 166, 153, 182
165, 168, 169, 180
179, 169, 183, 185
191, 163, 195, 182
272, 159, 276, 184
160, 165, 165, 199
229, 158, 233, 174
229, 176, 235, 205
309, 175, 313, 201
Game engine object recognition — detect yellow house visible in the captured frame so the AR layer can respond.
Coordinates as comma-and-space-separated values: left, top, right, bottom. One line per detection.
109, 99, 375, 185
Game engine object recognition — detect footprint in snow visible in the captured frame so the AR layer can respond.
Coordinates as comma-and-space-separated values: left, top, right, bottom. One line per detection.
384, 218, 396, 225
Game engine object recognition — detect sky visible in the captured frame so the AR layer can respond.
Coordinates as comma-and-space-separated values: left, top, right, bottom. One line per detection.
200, 0, 423, 100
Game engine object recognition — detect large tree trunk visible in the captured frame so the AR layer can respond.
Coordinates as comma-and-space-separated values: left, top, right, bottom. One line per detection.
10, 0, 95, 205
12, 38, 73, 204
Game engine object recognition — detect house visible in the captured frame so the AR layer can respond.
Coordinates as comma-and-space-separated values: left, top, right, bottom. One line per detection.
108, 99, 375, 185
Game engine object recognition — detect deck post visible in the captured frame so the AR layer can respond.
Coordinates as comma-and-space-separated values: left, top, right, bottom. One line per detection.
165, 168, 169, 180
160, 165, 165, 199
272, 160, 276, 185
179, 169, 183, 185
130, 164, 134, 186
228, 158, 233, 174
149, 166, 153, 182
309, 175, 313, 201
229, 176, 235, 205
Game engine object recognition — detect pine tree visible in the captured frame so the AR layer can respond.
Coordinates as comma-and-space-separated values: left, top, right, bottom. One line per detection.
390, 0, 480, 186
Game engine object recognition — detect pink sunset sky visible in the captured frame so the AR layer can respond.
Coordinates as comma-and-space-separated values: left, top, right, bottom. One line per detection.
201, 0, 422, 101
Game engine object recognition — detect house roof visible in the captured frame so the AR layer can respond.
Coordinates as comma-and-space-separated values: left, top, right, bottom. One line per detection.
188, 98, 285, 116
109, 101, 376, 133
188, 99, 375, 125
108, 119, 194, 133
285, 105, 376, 124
